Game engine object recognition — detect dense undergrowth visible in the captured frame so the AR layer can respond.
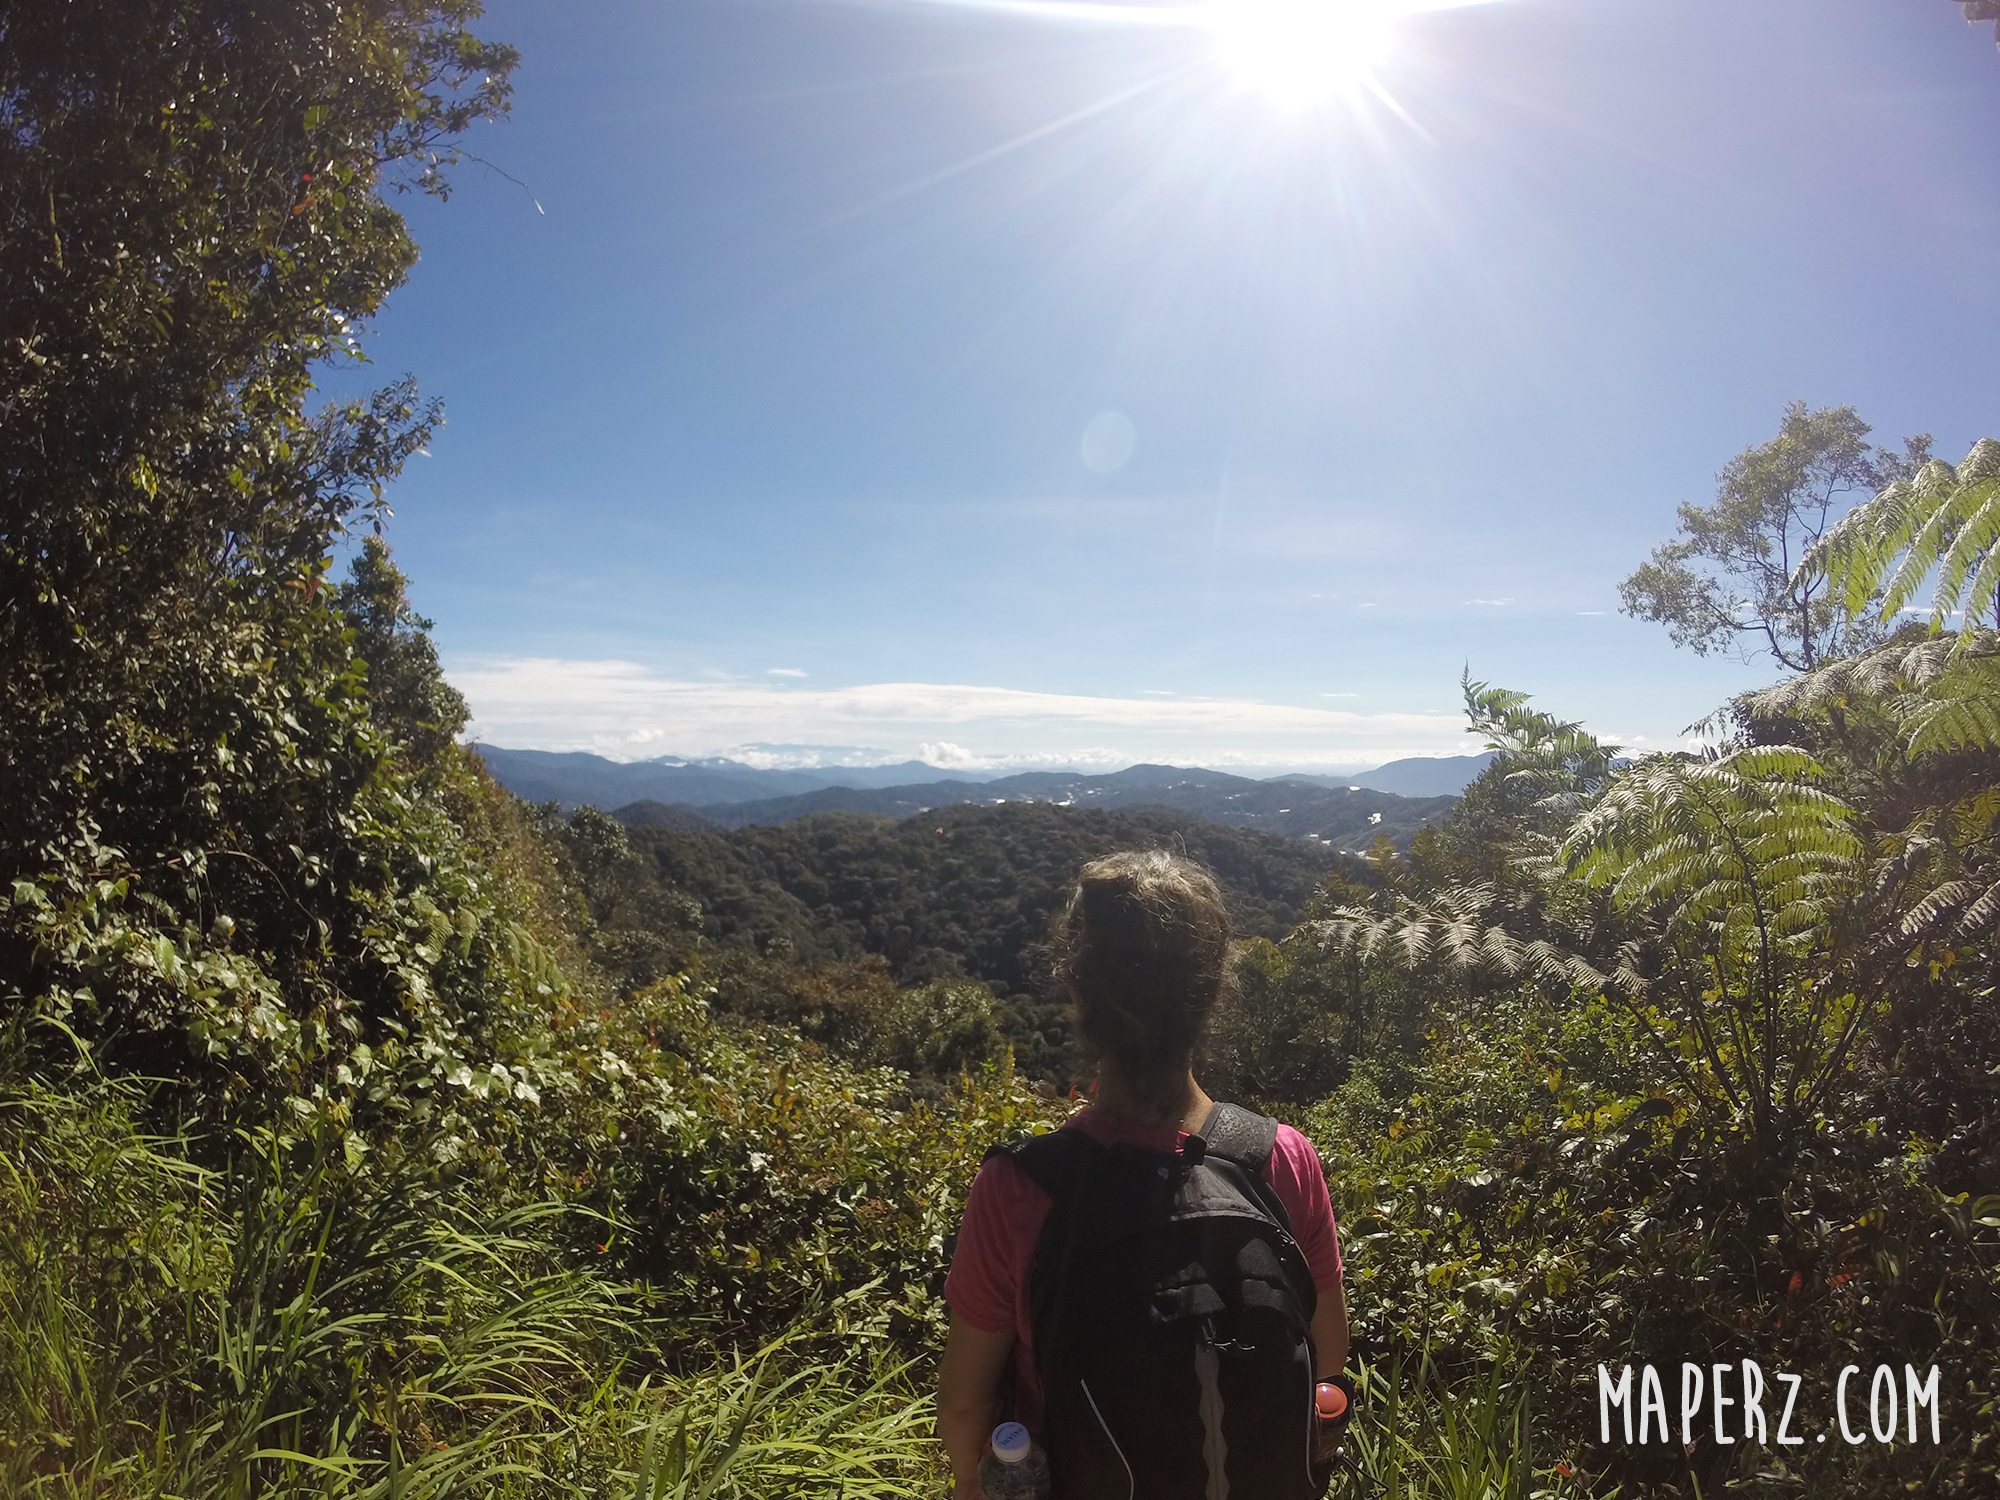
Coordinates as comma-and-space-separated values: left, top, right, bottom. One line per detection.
0, 927, 1044, 1498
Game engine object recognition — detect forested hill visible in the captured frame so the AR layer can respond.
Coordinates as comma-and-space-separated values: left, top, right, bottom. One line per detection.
470, 747, 1464, 850
625, 764, 1454, 851
625, 801, 1344, 994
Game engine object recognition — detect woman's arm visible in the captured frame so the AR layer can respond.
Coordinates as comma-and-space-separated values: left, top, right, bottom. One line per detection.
1312, 1278, 1350, 1380
937, 1312, 1016, 1497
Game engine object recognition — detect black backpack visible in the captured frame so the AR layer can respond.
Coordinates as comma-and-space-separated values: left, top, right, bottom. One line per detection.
990, 1102, 1331, 1500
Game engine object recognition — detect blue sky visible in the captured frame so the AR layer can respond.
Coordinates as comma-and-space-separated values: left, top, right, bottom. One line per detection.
343, 0, 2000, 771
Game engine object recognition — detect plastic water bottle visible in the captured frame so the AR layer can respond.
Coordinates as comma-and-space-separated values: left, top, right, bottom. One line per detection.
1313, 1380, 1351, 1467
977, 1421, 1050, 1500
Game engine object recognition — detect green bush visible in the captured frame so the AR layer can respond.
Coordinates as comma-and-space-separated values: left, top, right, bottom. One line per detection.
1290, 988, 1999, 1498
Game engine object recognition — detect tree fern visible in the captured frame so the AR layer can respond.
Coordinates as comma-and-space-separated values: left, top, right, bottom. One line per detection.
1746, 635, 2000, 956
1300, 679, 1631, 995
1307, 680, 1883, 1140
1812, 437, 2000, 638
1749, 627, 2000, 758
1560, 747, 1861, 948
1558, 746, 1867, 1133
1461, 670, 1619, 823
1786, 434, 2000, 757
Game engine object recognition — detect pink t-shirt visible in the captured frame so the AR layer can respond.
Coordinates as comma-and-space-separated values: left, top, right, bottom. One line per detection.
943, 1106, 1343, 1426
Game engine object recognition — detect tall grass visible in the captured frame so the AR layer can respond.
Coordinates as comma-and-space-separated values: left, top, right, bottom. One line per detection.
1342, 1352, 1605, 1500
0, 1065, 943, 1500
545, 1334, 939, 1500
6, 1063, 1624, 1500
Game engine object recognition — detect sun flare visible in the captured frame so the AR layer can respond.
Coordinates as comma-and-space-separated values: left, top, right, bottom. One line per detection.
1206, 0, 1400, 106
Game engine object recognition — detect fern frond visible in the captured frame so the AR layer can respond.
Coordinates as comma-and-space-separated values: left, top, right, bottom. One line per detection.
1298, 886, 1642, 1000
1746, 631, 2000, 757
1957, 882, 2000, 938
1560, 747, 1862, 962
1460, 669, 1620, 802
1898, 880, 1981, 939
1901, 659, 2000, 755
1812, 463, 1947, 617
1953, 786, 2000, 843
1810, 437, 2000, 640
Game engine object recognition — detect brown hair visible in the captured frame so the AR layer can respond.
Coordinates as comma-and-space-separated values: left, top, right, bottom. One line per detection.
1050, 849, 1234, 1082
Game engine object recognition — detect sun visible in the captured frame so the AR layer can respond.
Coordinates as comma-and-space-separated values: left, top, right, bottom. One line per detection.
1205, 0, 1400, 107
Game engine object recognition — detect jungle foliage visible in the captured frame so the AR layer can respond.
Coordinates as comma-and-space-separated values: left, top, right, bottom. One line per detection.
1266, 466, 2000, 1493
530, 802, 1346, 1090
3, 3, 996, 1493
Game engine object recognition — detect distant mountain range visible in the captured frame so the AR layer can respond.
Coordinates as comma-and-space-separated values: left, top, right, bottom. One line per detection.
1295, 753, 1496, 799
468, 745, 995, 811
470, 745, 1493, 853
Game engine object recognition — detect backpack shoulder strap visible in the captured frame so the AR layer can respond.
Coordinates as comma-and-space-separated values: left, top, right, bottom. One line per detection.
1190, 1101, 1305, 1248
985, 1128, 1092, 1201
1194, 1101, 1280, 1178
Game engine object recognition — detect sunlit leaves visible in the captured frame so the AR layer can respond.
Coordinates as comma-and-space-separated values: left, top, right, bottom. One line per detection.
1617, 403, 1910, 672
1749, 627, 2000, 758
1560, 746, 1861, 955
2, 4, 517, 1095
1550, 747, 1874, 1128
1462, 671, 1620, 821
1813, 437, 2000, 642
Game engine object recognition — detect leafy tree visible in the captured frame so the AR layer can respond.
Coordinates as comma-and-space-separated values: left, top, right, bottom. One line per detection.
1618, 403, 1929, 672
1, 1, 518, 1081
1954, 0, 2000, 50
2, 0, 512, 767
334, 536, 471, 762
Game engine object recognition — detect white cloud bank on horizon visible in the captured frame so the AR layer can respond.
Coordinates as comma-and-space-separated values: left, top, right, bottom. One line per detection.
451, 656, 1485, 771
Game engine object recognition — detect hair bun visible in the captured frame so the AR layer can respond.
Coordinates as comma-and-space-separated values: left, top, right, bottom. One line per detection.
1052, 850, 1233, 1080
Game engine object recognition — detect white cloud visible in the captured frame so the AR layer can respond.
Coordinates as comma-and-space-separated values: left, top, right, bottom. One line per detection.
910, 741, 1137, 770
721, 742, 901, 769
451, 656, 1482, 768
766, 667, 807, 677
915, 740, 981, 768
1465, 597, 1515, 607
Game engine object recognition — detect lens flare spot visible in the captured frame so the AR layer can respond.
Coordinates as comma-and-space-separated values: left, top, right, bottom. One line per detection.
1081, 410, 1137, 472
